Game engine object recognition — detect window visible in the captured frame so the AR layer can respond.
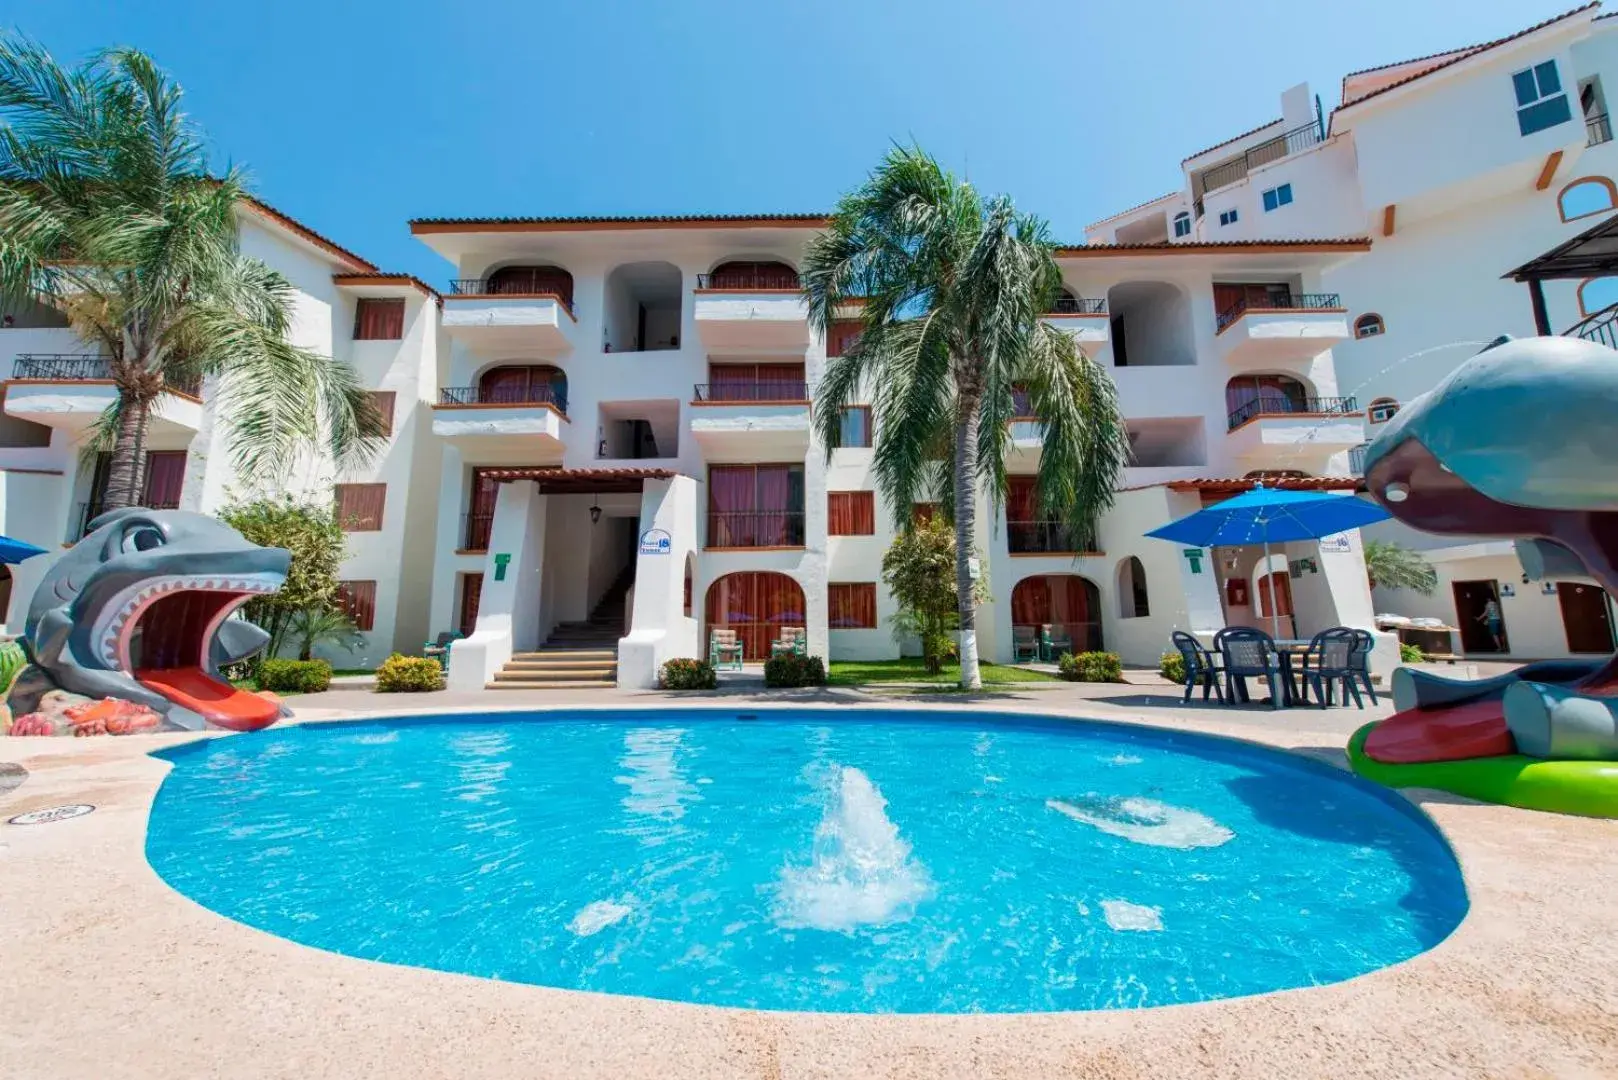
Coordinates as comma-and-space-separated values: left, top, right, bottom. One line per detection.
1580, 276, 1618, 316
828, 491, 876, 536
1218, 208, 1239, 227
1514, 60, 1572, 137
834, 406, 872, 448
334, 482, 387, 531
1172, 212, 1191, 238
707, 465, 805, 547
826, 319, 863, 358
354, 298, 404, 341
912, 502, 939, 527
1559, 177, 1618, 222
1354, 313, 1386, 339
1117, 557, 1149, 619
1261, 183, 1293, 212
457, 572, 483, 637
829, 583, 878, 629
705, 363, 806, 402
367, 390, 396, 437
335, 580, 377, 632
1368, 397, 1400, 424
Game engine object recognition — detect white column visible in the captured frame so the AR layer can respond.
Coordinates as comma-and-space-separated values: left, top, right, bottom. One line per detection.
619, 475, 700, 688
446, 480, 548, 690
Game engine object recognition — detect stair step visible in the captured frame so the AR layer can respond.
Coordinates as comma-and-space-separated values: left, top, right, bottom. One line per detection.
511, 650, 617, 661
486, 679, 617, 690
493, 668, 615, 682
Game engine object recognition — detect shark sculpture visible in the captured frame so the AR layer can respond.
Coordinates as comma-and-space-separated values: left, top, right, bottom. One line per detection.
12, 507, 291, 732
1359, 334, 1618, 765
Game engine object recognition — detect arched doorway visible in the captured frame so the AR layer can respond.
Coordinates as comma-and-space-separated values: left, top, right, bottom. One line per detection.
705, 572, 805, 660
1116, 556, 1149, 618
1225, 374, 1309, 428
1255, 568, 1295, 638
1011, 574, 1102, 657
477, 364, 567, 410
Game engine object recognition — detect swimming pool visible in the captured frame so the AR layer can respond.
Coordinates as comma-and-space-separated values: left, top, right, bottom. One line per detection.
146, 708, 1467, 1013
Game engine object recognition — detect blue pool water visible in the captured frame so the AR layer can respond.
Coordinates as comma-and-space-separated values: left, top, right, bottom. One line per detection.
147, 709, 1467, 1013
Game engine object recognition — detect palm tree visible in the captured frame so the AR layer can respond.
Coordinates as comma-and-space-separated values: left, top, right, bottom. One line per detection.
803, 147, 1130, 688
1363, 539, 1438, 595
287, 604, 365, 662
0, 35, 383, 510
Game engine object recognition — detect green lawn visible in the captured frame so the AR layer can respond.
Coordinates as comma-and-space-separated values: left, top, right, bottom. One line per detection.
827, 658, 1060, 686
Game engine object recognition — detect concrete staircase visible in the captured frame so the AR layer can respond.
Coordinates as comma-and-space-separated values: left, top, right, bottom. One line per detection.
486, 571, 630, 690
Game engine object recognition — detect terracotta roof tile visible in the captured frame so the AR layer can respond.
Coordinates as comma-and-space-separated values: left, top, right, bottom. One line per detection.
241, 195, 377, 272
332, 272, 439, 298
1180, 118, 1284, 165
410, 213, 828, 234
1054, 237, 1371, 257
1085, 191, 1181, 230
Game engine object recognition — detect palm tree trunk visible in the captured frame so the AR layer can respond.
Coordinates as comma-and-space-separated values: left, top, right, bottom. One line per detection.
953, 399, 983, 690
102, 396, 153, 511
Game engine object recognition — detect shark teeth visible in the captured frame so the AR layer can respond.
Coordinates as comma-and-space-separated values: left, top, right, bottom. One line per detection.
96, 574, 282, 669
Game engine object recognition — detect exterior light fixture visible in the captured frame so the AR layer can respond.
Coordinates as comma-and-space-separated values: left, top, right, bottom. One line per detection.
590, 497, 602, 525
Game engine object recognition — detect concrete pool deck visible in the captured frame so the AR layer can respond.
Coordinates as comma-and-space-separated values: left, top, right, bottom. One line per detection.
1, 687, 1615, 1079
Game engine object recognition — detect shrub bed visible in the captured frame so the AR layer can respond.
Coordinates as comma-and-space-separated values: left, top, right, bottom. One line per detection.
375, 653, 445, 693
1159, 651, 1185, 684
258, 658, 332, 694
660, 658, 717, 690
764, 653, 827, 688
1399, 642, 1426, 663
1058, 651, 1123, 683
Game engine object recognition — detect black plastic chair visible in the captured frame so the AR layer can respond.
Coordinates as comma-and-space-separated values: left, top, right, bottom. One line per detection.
1349, 629, 1379, 705
1213, 627, 1281, 707
1171, 630, 1224, 703
1296, 627, 1362, 708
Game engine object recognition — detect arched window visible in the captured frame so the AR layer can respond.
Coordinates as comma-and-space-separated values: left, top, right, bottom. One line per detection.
1172, 211, 1192, 238
1558, 176, 1618, 223
1367, 397, 1400, 424
1224, 374, 1309, 428
476, 365, 567, 410
1578, 276, 1618, 316
1354, 313, 1385, 339
485, 265, 574, 308
704, 260, 799, 290
1116, 557, 1149, 618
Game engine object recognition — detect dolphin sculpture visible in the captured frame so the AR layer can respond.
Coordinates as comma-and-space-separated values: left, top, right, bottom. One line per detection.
12, 507, 291, 732
1361, 334, 1618, 760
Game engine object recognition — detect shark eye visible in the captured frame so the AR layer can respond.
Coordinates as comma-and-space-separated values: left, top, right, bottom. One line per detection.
120, 525, 165, 554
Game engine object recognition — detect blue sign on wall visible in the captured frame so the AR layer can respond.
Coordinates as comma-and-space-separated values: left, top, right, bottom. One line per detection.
638, 528, 672, 556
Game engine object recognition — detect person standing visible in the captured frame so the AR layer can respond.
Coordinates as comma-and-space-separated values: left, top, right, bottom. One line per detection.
1478, 596, 1505, 652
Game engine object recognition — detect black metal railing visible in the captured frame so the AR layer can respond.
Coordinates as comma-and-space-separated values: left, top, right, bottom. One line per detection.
706, 511, 806, 548
1007, 520, 1100, 555
1589, 112, 1613, 147
1227, 395, 1359, 431
438, 384, 568, 412
461, 511, 494, 551
1215, 292, 1342, 333
1197, 120, 1325, 195
445, 279, 574, 312
12, 354, 201, 396
1564, 302, 1618, 349
697, 268, 802, 290
71, 496, 182, 542
692, 381, 809, 403
1047, 296, 1107, 315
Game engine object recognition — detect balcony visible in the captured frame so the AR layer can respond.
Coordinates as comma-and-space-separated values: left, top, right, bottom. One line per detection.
1213, 294, 1349, 367
72, 496, 181, 542
5, 354, 201, 438
1007, 520, 1101, 556
693, 269, 809, 352
431, 384, 568, 451
1041, 296, 1109, 349
1589, 113, 1612, 147
689, 381, 811, 462
1196, 121, 1324, 197
441, 279, 576, 357
706, 510, 806, 549
1225, 396, 1364, 471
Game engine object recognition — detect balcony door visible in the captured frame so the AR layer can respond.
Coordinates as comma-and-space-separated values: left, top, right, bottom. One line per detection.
708, 464, 805, 547
1213, 282, 1293, 315
89, 450, 186, 511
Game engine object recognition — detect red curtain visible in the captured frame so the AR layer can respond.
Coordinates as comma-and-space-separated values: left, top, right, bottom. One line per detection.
458, 573, 483, 637
1011, 575, 1102, 654
479, 366, 564, 406
143, 452, 186, 508
912, 503, 938, 526
709, 466, 756, 546
1258, 572, 1294, 617
706, 572, 805, 659
337, 580, 377, 631
354, 298, 404, 340
335, 484, 386, 531
368, 390, 396, 437
756, 465, 792, 545
1007, 477, 1038, 525
487, 267, 573, 307
827, 320, 862, 357
828, 492, 875, 536
829, 583, 877, 629
705, 363, 805, 401
708, 261, 799, 290
757, 363, 806, 401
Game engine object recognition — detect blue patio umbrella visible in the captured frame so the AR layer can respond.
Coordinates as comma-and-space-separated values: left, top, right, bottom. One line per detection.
1145, 486, 1391, 638
0, 535, 45, 565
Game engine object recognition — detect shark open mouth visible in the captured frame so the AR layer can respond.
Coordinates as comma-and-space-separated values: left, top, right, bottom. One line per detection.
96, 572, 286, 731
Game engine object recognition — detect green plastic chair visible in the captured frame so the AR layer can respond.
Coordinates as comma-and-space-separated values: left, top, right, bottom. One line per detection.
709, 629, 744, 671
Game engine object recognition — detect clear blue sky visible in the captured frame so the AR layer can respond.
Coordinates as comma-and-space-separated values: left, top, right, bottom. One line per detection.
3, 0, 1584, 281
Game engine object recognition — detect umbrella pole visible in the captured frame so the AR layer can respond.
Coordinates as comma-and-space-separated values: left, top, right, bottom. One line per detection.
1264, 536, 1281, 641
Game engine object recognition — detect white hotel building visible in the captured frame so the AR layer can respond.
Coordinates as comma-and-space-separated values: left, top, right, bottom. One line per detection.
7, 4, 1615, 682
